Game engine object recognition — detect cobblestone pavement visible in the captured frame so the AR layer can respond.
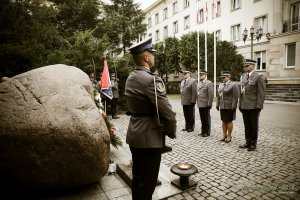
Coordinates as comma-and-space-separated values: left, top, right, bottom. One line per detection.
114, 100, 300, 200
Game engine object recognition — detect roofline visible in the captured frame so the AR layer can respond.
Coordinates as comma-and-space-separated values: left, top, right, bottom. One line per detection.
143, 0, 162, 12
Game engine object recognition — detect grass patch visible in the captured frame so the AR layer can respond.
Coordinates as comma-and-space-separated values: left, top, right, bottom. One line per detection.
167, 94, 180, 100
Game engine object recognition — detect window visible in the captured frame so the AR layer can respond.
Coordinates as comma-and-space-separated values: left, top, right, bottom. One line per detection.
255, 51, 266, 70
148, 18, 152, 28
184, 0, 190, 8
291, 2, 300, 31
184, 15, 190, 29
155, 30, 160, 41
199, 9, 204, 23
216, 30, 221, 40
164, 26, 168, 38
231, 0, 240, 10
155, 13, 159, 24
231, 24, 240, 41
173, 1, 178, 14
213, 0, 221, 18
255, 15, 267, 33
286, 43, 296, 68
173, 21, 178, 33
163, 8, 168, 20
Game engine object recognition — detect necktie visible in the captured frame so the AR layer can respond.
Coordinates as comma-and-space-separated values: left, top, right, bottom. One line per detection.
247, 73, 249, 80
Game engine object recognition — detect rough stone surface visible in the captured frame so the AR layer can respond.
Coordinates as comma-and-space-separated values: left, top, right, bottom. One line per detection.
0, 64, 110, 190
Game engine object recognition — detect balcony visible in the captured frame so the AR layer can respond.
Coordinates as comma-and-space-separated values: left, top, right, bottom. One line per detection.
282, 17, 300, 33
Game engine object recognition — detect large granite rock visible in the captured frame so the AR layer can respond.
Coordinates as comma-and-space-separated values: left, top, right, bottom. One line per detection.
0, 64, 110, 190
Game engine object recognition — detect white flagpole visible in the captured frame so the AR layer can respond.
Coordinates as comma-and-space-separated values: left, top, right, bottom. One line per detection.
213, 0, 217, 97
205, 1, 208, 72
197, 0, 200, 83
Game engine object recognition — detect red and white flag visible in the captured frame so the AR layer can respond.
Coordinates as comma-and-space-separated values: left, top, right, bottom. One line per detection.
100, 59, 113, 100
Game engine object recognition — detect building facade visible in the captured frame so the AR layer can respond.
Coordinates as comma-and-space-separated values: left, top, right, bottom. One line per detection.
140, 0, 300, 86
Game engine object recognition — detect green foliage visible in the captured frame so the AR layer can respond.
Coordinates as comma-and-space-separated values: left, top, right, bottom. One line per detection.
98, 0, 146, 54
164, 37, 180, 74
63, 30, 110, 74
0, 0, 64, 76
52, 0, 101, 38
178, 31, 243, 81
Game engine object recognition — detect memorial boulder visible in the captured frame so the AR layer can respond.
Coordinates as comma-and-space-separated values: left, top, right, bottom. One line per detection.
0, 64, 110, 190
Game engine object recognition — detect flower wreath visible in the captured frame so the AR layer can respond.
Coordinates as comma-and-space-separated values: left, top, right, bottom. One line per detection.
94, 89, 123, 148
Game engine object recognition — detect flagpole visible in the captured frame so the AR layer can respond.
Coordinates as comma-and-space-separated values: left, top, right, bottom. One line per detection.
196, 0, 200, 83
197, 29, 200, 83
205, 1, 208, 72
213, 1, 217, 97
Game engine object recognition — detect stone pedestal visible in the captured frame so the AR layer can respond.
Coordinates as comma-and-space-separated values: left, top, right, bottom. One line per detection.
170, 164, 198, 190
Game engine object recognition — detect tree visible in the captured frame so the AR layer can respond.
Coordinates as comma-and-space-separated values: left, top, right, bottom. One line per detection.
178, 31, 243, 81
51, 0, 101, 38
97, 0, 147, 54
63, 30, 110, 75
164, 37, 180, 77
0, 0, 65, 77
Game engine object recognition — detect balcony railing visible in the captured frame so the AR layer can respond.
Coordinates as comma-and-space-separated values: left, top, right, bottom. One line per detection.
283, 17, 300, 33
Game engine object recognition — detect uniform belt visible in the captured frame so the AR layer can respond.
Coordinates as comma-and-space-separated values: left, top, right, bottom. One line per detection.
131, 113, 155, 117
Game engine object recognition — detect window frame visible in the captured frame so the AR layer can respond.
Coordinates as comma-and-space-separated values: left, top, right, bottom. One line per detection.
285, 43, 296, 68
184, 0, 190, 8
173, 1, 178, 14
254, 15, 268, 34
255, 51, 267, 71
155, 13, 159, 24
163, 7, 168, 20
231, 0, 240, 11
155, 30, 160, 41
231, 24, 240, 41
184, 15, 190, 29
148, 17, 152, 28
163, 26, 168, 38
173, 21, 178, 33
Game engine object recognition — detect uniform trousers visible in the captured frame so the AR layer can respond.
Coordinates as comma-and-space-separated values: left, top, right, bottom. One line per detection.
241, 109, 260, 146
182, 105, 195, 130
110, 98, 118, 117
198, 107, 211, 135
130, 147, 161, 200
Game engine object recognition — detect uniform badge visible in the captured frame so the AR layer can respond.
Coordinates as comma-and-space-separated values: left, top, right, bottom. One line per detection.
156, 82, 165, 93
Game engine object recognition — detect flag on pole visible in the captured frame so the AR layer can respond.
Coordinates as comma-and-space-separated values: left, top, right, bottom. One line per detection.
101, 59, 113, 100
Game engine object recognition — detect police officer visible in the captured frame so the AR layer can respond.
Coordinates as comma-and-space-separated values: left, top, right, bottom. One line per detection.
180, 69, 197, 132
197, 70, 214, 137
125, 38, 177, 200
239, 59, 266, 151
110, 73, 119, 119
216, 72, 239, 143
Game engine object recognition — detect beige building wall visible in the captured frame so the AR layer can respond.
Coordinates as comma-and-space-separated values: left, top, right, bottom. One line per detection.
141, 0, 300, 85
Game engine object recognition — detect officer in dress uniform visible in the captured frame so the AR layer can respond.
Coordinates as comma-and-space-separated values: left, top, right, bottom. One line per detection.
216, 72, 239, 143
180, 69, 197, 132
239, 59, 266, 151
197, 70, 214, 137
125, 38, 177, 200
110, 73, 119, 119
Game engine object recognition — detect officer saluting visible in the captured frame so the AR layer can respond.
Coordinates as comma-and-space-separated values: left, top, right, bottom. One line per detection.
239, 59, 266, 151
125, 38, 177, 199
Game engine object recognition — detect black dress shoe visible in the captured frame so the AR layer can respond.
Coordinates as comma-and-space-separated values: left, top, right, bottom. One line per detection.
239, 143, 249, 149
220, 138, 226, 142
202, 134, 208, 137
112, 116, 119, 119
247, 145, 256, 151
187, 129, 194, 132
182, 128, 188, 131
